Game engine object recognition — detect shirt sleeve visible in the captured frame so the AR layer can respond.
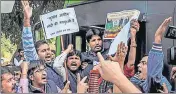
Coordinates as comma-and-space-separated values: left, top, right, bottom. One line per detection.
145, 42, 164, 92
124, 64, 135, 78
18, 78, 29, 93
18, 60, 23, 66
14, 58, 19, 66
22, 27, 39, 62
53, 52, 67, 82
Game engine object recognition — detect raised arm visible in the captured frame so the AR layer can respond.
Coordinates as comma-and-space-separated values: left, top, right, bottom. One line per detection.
124, 20, 139, 78
19, 62, 29, 93
97, 52, 141, 93
145, 17, 172, 93
126, 19, 139, 68
21, 0, 38, 62
53, 44, 73, 82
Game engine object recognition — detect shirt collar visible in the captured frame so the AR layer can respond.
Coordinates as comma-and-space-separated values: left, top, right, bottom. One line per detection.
89, 47, 105, 56
29, 83, 46, 93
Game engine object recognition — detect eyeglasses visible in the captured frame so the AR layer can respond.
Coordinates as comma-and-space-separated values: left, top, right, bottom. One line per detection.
34, 67, 46, 73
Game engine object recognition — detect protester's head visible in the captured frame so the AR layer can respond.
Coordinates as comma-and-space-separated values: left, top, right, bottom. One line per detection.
7, 66, 21, 83
51, 50, 56, 60
1, 67, 16, 93
35, 40, 52, 63
28, 60, 47, 87
18, 48, 24, 57
137, 55, 148, 80
86, 28, 104, 53
66, 50, 81, 72
14, 71, 21, 83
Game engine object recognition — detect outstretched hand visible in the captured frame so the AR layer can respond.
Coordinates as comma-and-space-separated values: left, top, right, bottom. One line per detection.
65, 44, 73, 53
108, 42, 128, 70
97, 52, 123, 84
170, 66, 176, 80
158, 83, 168, 93
130, 19, 140, 37
155, 17, 172, 43
77, 73, 88, 93
61, 81, 72, 93
21, 0, 32, 20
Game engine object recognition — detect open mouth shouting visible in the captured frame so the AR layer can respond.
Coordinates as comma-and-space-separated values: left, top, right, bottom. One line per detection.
45, 55, 51, 62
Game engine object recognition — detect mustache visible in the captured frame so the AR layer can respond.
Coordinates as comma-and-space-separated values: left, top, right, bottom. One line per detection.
95, 45, 101, 48
71, 62, 77, 66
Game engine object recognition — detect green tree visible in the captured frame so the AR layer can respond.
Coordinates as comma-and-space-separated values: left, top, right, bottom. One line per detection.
1, 33, 17, 59
1, 0, 65, 46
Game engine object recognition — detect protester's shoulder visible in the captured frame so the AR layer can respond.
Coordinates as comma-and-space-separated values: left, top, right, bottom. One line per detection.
47, 80, 56, 85
80, 51, 92, 59
81, 51, 89, 55
47, 80, 58, 89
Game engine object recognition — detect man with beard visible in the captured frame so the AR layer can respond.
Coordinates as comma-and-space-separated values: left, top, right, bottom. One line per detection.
80, 28, 113, 93
130, 17, 172, 93
21, 0, 64, 89
1, 62, 29, 93
53, 44, 89, 93
80, 20, 139, 93
14, 49, 25, 66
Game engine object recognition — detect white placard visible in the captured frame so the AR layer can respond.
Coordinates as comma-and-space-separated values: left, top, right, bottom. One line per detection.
40, 8, 79, 39
108, 9, 140, 55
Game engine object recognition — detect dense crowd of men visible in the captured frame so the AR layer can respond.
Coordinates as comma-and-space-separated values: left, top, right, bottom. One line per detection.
2, 0, 176, 93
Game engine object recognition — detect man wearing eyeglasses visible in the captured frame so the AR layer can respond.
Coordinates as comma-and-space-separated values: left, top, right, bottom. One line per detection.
28, 60, 60, 93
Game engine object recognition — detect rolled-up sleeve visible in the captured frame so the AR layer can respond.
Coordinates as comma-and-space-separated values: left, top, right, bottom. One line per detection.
18, 78, 29, 93
124, 64, 135, 78
53, 52, 67, 82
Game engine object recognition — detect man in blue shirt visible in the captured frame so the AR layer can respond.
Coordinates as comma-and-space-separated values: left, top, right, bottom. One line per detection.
130, 17, 172, 93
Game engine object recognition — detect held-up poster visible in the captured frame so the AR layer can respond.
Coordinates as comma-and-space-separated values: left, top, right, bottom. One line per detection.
40, 8, 79, 39
107, 10, 140, 55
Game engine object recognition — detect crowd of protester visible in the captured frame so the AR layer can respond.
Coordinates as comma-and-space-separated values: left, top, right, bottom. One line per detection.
1, 0, 176, 93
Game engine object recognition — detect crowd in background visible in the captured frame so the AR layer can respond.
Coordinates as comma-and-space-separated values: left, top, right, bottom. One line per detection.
2, 0, 176, 93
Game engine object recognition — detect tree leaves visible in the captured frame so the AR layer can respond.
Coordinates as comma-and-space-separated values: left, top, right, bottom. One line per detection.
1, 0, 65, 46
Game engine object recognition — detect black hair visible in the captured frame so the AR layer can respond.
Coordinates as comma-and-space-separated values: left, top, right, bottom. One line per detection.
1, 67, 12, 81
86, 28, 104, 43
35, 40, 48, 53
149, 78, 164, 93
18, 48, 24, 53
51, 50, 56, 55
66, 50, 81, 60
143, 54, 148, 57
27, 60, 45, 78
